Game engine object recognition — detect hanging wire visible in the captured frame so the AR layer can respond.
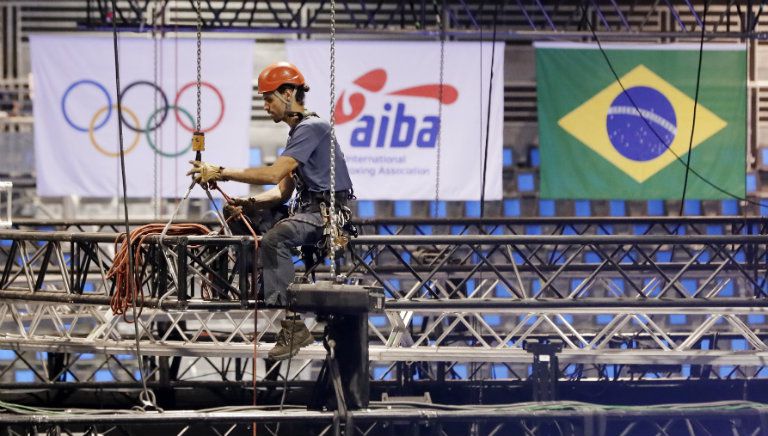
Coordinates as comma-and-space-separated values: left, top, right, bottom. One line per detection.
109, 0, 158, 411
678, 1, 708, 215
480, 2, 500, 218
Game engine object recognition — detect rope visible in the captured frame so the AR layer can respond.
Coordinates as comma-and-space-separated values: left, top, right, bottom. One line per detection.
108, 223, 212, 320
328, 0, 338, 279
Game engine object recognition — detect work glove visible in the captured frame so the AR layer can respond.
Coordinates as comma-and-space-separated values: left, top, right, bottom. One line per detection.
187, 160, 226, 185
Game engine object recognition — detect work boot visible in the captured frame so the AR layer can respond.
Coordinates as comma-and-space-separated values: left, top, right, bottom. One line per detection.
268, 319, 314, 361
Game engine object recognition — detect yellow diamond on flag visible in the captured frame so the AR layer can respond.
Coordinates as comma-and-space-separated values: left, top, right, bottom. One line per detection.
557, 65, 727, 183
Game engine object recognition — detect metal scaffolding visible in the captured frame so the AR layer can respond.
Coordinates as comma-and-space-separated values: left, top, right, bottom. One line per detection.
1, 218, 767, 431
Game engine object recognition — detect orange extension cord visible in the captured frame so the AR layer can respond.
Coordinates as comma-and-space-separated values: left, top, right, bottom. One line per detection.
108, 222, 213, 320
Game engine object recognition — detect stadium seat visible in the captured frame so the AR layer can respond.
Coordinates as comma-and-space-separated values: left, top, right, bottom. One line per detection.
394, 200, 412, 217
528, 147, 540, 167
357, 200, 375, 218
683, 200, 701, 215
503, 148, 514, 167
721, 199, 738, 215
609, 200, 626, 216
503, 199, 521, 217
747, 173, 757, 193
465, 201, 481, 217
706, 225, 723, 235
94, 370, 115, 382
574, 200, 591, 217
539, 199, 555, 216
517, 173, 535, 192
647, 199, 664, 215
429, 200, 446, 217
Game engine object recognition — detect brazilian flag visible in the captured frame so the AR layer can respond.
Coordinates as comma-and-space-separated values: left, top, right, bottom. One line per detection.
537, 43, 746, 200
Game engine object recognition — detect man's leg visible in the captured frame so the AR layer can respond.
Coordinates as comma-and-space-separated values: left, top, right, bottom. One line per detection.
260, 216, 323, 360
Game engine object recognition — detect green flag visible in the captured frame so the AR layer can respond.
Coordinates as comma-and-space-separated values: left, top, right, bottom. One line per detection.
536, 43, 746, 200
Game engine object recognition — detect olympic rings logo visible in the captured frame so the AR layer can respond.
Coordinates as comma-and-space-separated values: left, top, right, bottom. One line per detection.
60, 79, 225, 158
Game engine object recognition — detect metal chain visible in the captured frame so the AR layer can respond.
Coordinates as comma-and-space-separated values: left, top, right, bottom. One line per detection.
328, 0, 338, 279
152, 0, 161, 218
434, 4, 445, 216
195, 0, 202, 132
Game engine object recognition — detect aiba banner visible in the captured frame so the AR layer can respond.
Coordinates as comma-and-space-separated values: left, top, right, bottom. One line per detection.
537, 43, 746, 200
286, 41, 504, 201
30, 35, 252, 198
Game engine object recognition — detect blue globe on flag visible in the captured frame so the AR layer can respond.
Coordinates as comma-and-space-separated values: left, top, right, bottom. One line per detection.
606, 86, 677, 162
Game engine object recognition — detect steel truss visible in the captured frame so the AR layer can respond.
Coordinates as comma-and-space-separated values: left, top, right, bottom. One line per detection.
1, 218, 768, 387
78, 0, 768, 39
1, 403, 767, 436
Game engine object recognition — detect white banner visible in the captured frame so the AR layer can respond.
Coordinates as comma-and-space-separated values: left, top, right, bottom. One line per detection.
286, 41, 504, 201
30, 35, 252, 198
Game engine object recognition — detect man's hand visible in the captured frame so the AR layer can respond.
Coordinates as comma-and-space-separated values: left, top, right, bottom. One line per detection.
229, 197, 255, 207
187, 161, 225, 185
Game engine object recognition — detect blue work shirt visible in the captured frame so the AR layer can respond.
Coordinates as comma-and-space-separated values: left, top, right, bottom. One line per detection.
281, 116, 353, 193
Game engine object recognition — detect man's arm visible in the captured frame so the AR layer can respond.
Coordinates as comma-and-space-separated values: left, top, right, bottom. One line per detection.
222, 156, 299, 185
245, 175, 295, 208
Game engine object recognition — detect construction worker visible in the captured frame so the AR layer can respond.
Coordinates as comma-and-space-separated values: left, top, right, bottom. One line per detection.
188, 61, 354, 360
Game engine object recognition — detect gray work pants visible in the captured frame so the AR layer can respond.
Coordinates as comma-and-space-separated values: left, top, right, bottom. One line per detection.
260, 212, 325, 305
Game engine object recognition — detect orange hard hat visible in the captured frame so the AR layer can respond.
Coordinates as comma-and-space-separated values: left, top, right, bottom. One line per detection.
258, 61, 305, 94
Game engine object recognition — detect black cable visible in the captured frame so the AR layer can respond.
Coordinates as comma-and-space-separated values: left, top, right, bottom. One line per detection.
580, 2, 766, 210
679, 1, 709, 215
110, 0, 154, 409
480, 2, 499, 219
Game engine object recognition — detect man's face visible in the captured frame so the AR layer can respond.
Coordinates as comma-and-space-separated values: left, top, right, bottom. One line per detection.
262, 92, 284, 123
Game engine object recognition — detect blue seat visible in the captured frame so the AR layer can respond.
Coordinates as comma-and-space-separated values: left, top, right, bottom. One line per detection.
94, 369, 115, 382
492, 364, 509, 378
706, 225, 723, 235
429, 200, 446, 218
721, 199, 738, 215
393, 200, 412, 217
683, 200, 701, 215
747, 173, 757, 193
528, 147, 540, 167
452, 364, 468, 379
574, 200, 591, 217
647, 199, 664, 215
503, 199, 520, 217
518, 173, 535, 192
357, 200, 375, 218
465, 201, 481, 217
609, 200, 626, 216
15, 370, 34, 383
539, 199, 555, 217
503, 148, 514, 167
731, 339, 747, 350
669, 314, 687, 325
682, 279, 697, 295
594, 311, 614, 324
